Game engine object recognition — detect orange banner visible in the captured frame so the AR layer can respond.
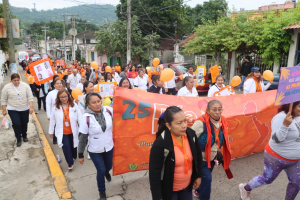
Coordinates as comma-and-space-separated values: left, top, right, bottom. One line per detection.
112, 88, 279, 175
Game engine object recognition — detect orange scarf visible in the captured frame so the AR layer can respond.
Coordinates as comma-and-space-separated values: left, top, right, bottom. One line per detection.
253, 77, 262, 92
198, 113, 231, 169
171, 134, 191, 174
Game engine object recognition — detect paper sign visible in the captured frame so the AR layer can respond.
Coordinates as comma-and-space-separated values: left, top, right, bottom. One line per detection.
214, 85, 235, 97
98, 83, 115, 97
275, 66, 300, 106
29, 58, 55, 85
210, 65, 219, 83
56, 60, 65, 66
195, 66, 206, 86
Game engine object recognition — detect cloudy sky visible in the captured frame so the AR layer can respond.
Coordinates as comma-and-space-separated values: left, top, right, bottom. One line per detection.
9, 0, 288, 11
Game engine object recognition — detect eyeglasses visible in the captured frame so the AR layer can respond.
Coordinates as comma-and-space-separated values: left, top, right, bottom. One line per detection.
59, 96, 68, 99
211, 109, 223, 113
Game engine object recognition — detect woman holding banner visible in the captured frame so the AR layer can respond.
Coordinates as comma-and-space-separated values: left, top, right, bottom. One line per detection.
78, 93, 113, 200
191, 100, 232, 199
119, 77, 132, 89
49, 89, 82, 170
149, 106, 203, 200
207, 75, 225, 97
239, 102, 300, 200
177, 77, 198, 97
148, 75, 165, 94
134, 70, 148, 91
243, 67, 272, 94
46, 79, 63, 144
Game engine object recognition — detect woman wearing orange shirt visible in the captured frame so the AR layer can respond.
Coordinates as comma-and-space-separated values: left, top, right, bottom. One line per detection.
149, 106, 203, 200
49, 89, 82, 170
56, 68, 64, 80
127, 65, 138, 78
115, 63, 121, 73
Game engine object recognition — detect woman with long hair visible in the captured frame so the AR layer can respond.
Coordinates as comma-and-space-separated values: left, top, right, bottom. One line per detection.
119, 77, 132, 89
191, 100, 232, 199
83, 81, 94, 95
177, 76, 198, 97
243, 67, 272, 94
49, 89, 82, 170
104, 72, 116, 83
149, 106, 203, 200
127, 65, 138, 78
239, 102, 300, 200
78, 93, 113, 200
207, 75, 226, 97
1, 74, 34, 147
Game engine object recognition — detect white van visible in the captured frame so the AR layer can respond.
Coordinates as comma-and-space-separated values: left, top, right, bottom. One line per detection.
18, 51, 29, 64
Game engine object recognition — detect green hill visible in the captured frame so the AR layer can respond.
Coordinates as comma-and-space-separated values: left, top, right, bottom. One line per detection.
10, 4, 117, 25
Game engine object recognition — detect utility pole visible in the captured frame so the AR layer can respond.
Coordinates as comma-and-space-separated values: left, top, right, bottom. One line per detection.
127, 0, 131, 65
42, 26, 49, 54
3, 0, 15, 64
149, 30, 153, 66
174, 21, 177, 45
33, 3, 36, 10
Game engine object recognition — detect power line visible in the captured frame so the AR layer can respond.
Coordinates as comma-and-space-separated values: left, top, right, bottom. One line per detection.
138, 0, 175, 41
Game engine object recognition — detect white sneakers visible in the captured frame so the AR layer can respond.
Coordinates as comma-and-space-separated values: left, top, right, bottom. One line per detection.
87, 153, 91, 160
239, 183, 250, 200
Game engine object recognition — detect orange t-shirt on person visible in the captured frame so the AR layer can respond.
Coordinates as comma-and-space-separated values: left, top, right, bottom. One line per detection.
62, 105, 72, 135
115, 65, 121, 73
56, 72, 64, 80
173, 136, 193, 191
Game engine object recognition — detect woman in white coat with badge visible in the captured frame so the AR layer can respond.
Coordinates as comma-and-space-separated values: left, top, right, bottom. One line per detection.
49, 89, 82, 170
243, 67, 272, 94
78, 93, 113, 200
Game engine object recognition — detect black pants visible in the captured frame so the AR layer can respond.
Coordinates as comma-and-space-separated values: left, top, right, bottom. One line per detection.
8, 109, 29, 141
37, 96, 46, 111
166, 88, 177, 95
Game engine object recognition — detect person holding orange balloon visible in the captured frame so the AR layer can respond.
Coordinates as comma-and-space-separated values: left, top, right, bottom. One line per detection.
148, 59, 162, 84
207, 75, 226, 97
127, 65, 138, 78
243, 67, 272, 94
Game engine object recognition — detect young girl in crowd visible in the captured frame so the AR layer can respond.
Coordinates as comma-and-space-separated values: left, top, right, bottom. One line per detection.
239, 102, 300, 200
149, 106, 203, 200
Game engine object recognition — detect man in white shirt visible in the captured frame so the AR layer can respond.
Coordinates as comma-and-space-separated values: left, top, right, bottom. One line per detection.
67, 68, 81, 91
76, 77, 86, 92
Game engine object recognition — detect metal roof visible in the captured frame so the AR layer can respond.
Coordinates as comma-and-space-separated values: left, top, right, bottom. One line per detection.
283, 24, 300, 29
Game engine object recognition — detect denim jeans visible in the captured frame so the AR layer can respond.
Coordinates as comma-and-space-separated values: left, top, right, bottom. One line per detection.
197, 161, 215, 200
8, 109, 29, 141
89, 148, 113, 192
61, 134, 77, 167
171, 187, 192, 200
238, 75, 247, 90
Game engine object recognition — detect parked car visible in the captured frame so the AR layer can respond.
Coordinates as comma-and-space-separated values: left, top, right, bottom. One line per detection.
18, 51, 29, 64
162, 63, 211, 93
31, 54, 41, 61
263, 74, 279, 90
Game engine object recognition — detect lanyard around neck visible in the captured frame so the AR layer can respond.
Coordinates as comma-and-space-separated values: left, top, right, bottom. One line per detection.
12, 83, 20, 95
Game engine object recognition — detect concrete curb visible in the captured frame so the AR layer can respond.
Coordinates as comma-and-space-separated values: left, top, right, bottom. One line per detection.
17, 67, 72, 200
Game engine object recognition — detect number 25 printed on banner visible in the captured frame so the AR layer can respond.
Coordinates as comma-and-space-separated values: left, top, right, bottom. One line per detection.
122, 101, 151, 119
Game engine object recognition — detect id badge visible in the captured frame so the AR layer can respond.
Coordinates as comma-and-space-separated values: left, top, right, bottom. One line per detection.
17, 95, 23, 100
65, 122, 69, 127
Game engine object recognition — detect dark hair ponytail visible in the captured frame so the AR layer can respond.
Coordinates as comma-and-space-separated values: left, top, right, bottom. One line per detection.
156, 106, 183, 138
182, 76, 193, 87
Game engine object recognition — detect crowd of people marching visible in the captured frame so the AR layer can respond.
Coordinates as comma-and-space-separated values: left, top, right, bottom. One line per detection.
1, 56, 300, 200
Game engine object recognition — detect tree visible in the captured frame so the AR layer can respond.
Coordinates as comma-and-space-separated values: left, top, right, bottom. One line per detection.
115, 0, 189, 39
95, 16, 160, 64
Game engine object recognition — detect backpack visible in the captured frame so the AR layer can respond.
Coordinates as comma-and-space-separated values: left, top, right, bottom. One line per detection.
87, 108, 112, 128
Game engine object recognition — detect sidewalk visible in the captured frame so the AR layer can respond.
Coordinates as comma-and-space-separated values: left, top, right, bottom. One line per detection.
0, 69, 59, 200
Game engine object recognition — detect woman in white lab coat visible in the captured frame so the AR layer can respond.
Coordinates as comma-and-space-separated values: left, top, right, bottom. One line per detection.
243, 67, 272, 94
134, 70, 148, 91
207, 75, 226, 97
49, 89, 82, 170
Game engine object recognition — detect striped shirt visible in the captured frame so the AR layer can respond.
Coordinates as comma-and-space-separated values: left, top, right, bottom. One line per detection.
1, 82, 34, 110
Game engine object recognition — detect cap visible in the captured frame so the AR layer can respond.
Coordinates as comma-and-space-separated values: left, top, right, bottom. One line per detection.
251, 67, 260, 72
138, 64, 142, 67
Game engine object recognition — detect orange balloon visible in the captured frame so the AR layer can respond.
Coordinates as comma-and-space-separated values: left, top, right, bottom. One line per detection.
152, 58, 160, 67
231, 76, 241, 87
105, 66, 112, 73
160, 68, 174, 82
263, 70, 274, 81
91, 61, 99, 70
94, 85, 99, 92
178, 74, 184, 80
72, 88, 83, 100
